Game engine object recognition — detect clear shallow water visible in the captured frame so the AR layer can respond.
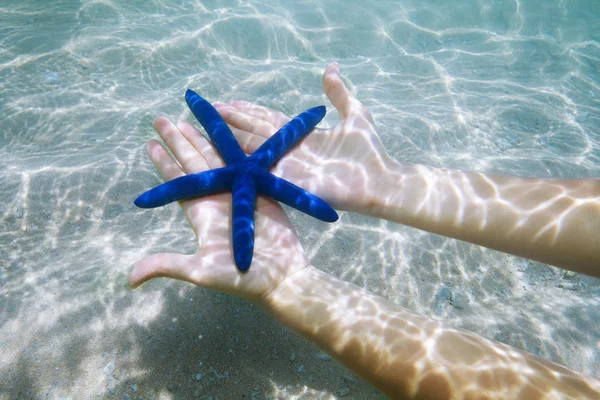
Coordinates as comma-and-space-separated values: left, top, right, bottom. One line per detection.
1, 0, 599, 398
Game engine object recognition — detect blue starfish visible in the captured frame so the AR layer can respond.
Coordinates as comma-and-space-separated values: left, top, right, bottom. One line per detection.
135, 89, 338, 271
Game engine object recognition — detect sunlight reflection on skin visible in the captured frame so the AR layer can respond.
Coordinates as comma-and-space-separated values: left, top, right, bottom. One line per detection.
3, 1, 598, 397
266, 266, 600, 399
216, 63, 600, 277
157, 193, 309, 299
374, 164, 600, 275
214, 62, 600, 398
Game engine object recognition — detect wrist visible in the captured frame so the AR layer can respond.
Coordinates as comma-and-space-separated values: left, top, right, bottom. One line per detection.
362, 157, 426, 221
260, 264, 320, 313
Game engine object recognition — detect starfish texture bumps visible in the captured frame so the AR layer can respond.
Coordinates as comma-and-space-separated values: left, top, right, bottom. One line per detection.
135, 89, 338, 271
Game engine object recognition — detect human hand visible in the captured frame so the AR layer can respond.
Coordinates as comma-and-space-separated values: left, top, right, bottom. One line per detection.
212, 62, 393, 214
129, 117, 309, 303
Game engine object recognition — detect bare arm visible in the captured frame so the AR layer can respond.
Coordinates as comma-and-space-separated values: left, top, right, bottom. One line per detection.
264, 265, 600, 399
364, 160, 600, 277
215, 62, 600, 277
132, 115, 600, 399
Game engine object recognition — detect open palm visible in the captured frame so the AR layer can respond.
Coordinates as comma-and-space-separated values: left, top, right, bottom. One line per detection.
213, 62, 392, 214
129, 117, 309, 302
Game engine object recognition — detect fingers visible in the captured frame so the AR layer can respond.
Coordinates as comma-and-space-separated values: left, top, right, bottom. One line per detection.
145, 139, 185, 182
322, 62, 374, 123
249, 105, 326, 169
129, 252, 198, 288
227, 100, 292, 129
322, 62, 353, 120
153, 117, 209, 173
230, 126, 267, 154
214, 102, 281, 139
176, 120, 225, 169
213, 103, 274, 153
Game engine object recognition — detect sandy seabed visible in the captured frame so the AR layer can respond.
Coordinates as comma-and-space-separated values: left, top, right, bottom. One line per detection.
2, 0, 600, 398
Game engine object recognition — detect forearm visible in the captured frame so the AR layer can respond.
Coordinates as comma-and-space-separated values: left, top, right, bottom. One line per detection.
362, 159, 600, 276
263, 265, 600, 399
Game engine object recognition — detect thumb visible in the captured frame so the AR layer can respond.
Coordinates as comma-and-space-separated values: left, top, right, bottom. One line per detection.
322, 62, 374, 124
129, 252, 198, 288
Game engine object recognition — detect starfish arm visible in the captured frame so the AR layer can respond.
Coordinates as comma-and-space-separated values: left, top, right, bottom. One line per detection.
255, 170, 338, 222
249, 105, 326, 169
231, 177, 256, 271
134, 167, 235, 208
185, 89, 246, 165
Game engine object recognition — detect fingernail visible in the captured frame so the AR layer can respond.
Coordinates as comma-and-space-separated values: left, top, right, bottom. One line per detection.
176, 120, 186, 130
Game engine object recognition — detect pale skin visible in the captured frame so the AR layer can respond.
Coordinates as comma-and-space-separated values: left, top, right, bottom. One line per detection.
130, 63, 600, 398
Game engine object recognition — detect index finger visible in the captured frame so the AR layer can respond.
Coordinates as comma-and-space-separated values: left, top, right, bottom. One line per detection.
221, 100, 292, 131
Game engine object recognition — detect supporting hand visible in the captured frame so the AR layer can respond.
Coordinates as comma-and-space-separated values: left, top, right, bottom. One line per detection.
210, 62, 392, 214
129, 117, 309, 302
213, 63, 600, 275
